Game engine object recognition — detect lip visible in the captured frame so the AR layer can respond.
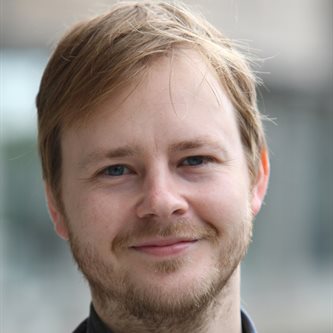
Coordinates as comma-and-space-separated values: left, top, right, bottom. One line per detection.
130, 238, 198, 257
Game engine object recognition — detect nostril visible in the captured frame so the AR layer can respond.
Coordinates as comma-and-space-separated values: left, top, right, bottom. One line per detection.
173, 206, 187, 216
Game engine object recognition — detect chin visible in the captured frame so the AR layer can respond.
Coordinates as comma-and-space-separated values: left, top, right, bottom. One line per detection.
118, 258, 228, 316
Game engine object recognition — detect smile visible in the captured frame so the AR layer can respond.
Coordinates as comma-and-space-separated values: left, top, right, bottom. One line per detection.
130, 239, 199, 257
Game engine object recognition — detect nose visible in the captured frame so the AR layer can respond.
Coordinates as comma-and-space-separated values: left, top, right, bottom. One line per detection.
136, 170, 189, 219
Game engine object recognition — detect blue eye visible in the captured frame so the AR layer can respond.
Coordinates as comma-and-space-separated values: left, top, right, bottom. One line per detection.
103, 165, 129, 176
182, 156, 209, 166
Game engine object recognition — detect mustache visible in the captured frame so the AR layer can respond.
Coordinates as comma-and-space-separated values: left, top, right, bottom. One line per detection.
112, 217, 218, 252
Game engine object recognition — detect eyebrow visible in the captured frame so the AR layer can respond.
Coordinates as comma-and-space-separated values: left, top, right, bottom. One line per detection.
79, 145, 140, 171
168, 138, 226, 154
79, 137, 227, 170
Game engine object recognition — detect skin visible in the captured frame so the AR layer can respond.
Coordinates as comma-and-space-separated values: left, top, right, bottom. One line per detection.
46, 49, 269, 333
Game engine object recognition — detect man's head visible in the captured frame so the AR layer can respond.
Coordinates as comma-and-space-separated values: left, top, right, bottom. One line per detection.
37, 1, 267, 205
37, 1, 269, 329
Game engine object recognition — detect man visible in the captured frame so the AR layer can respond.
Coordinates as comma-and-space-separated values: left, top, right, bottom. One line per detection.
36, 1, 269, 332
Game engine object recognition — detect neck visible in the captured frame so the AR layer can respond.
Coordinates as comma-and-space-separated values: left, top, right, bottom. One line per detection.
93, 267, 242, 333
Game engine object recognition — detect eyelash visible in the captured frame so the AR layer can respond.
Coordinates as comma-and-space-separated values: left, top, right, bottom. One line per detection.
98, 155, 215, 178
180, 155, 215, 167
100, 164, 132, 177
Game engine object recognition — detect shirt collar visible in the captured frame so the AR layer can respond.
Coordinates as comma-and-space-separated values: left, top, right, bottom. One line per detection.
241, 308, 258, 333
87, 304, 258, 333
87, 304, 111, 333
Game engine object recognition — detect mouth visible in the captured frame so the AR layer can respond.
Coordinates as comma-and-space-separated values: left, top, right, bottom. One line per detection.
130, 238, 199, 257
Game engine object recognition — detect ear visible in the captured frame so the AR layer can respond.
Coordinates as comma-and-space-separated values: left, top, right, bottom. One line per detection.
251, 148, 270, 216
44, 182, 69, 240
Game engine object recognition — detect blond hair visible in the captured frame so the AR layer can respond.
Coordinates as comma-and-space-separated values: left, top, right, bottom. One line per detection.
36, 0, 266, 202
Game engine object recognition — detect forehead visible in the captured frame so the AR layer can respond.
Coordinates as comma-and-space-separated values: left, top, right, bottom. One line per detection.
143, 49, 225, 107
61, 49, 240, 155
66, 48, 232, 130
60, 48, 246, 178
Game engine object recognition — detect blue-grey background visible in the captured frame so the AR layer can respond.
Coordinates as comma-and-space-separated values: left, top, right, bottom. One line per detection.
1, 1, 332, 332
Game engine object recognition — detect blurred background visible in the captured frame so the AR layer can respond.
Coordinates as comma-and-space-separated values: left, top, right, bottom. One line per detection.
1, 0, 332, 332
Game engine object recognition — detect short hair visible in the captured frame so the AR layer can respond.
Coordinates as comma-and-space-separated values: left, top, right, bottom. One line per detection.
36, 0, 267, 203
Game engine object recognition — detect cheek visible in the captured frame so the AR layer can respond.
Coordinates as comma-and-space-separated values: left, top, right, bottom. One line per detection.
191, 177, 250, 231
62, 187, 129, 243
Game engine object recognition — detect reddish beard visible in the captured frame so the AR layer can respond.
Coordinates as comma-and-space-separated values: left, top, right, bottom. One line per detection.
66, 213, 252, 326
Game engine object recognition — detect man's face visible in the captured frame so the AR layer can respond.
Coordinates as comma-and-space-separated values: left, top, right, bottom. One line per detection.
48, 50, 265, 319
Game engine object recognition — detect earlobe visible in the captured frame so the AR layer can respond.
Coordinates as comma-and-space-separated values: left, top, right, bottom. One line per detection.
44, 183, 69, 240
251, 148, 270, 216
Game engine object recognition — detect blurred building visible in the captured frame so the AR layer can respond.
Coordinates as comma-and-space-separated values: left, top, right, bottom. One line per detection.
1, 1, 332, 332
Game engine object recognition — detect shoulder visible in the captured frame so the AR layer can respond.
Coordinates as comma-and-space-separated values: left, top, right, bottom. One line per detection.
72, 318, 88, 333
